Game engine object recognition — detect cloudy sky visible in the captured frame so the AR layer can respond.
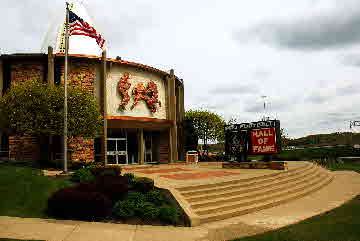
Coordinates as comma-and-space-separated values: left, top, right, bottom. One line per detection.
1, 0, 360, 138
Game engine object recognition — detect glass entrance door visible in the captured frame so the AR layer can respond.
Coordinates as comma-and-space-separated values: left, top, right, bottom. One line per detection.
144, 134, 152, 163
107, 137, 128, 164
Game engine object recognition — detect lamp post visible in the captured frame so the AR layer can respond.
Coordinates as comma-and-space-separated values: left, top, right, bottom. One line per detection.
261, 95, 268, 121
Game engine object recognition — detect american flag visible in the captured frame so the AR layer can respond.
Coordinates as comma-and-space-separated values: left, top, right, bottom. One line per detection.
68, 9, 105, 49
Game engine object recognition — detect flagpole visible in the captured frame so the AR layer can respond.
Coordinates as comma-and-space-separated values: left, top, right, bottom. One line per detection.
63, 3, 70, 173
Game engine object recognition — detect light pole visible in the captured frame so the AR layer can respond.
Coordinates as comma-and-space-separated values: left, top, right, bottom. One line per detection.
261, 95, 268, 121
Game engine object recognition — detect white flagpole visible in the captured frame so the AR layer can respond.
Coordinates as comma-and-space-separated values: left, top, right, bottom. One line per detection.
63, 3, 70, 173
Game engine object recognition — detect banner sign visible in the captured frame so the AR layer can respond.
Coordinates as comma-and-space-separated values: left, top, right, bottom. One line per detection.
250, 128, 277, 154
225, 120, 281, 160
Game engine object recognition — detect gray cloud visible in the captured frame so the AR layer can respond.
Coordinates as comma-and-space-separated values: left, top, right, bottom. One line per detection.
252, 69, 271, 79
209, 84, 257, 95
243, 97, 296, 113
336, 84, 360, 96
235, 9, 360, 50
305, 92, 329, 104
342, 54, 360, 67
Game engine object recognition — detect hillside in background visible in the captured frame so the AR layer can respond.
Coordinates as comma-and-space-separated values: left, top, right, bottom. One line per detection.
287, 132, 360, 147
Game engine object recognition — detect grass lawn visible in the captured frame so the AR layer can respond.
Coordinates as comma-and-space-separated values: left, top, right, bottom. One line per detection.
0, 164, 72, 218
326, 162, 360, 173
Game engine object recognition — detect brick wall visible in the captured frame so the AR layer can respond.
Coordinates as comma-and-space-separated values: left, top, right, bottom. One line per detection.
9, 136, 40, 161
9, 64, 44, 161
61, 60, 96, 162
11, 64, 44, 85
60, 61, 96, 94
68, 137, 94, 162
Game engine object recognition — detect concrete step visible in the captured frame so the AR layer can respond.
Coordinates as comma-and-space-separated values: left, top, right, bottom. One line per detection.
180, 163, 314, 197
185, 164, 320, 203
190, 166, 326, 209
198, 173, 334, 224
194, 170, 328, 215
176, 162, 311, 193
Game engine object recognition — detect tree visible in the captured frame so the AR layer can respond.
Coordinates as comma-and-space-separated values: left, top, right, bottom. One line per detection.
0, 79, 102, 138
280, 128, 291, 150
184, 109, 231, 160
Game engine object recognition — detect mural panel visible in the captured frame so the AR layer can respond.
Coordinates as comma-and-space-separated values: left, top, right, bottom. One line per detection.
106, 65, 167, 119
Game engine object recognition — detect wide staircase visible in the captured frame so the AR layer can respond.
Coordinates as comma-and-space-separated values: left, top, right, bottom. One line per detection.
175, 162, 333, 224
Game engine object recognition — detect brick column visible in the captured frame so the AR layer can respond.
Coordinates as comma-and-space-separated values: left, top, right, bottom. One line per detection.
60, 60, 96, 163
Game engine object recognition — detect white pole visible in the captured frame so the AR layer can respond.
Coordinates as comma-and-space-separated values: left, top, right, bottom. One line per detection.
63, 3, 70, 173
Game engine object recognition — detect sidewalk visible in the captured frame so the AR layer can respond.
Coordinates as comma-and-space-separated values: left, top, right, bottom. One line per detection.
1, 170, 360, 241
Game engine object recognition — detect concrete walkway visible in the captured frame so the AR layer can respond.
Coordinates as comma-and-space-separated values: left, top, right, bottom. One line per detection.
1, 170, 360, 241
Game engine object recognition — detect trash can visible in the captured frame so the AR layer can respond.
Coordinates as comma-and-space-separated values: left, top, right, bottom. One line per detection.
186, 150, 198, 164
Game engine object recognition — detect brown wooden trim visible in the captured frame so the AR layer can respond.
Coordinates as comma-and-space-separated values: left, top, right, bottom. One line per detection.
105, 115, 173, 124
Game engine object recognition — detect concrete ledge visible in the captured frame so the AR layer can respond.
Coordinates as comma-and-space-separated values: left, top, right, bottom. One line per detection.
167, 187, 201, 226
223, 161, 288, 170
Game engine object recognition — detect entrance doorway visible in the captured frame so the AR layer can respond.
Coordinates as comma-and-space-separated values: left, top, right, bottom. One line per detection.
144, 134, 152, 163
107, 138, 128, 164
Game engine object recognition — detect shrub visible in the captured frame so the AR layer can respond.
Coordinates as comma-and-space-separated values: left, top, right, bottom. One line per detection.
127, 191, 146, 204
133, 177, 155, 193
113, 199, 136, 218
158, 205, 179, 224
137, 202, 159, 221
88, 163, 122, 177
145, 190, 165, 206
70, 168, 95, 183
124, 173, 136, 184
94, 175, 129, 202
47, 187, 112, 221
68, 161, 90, 170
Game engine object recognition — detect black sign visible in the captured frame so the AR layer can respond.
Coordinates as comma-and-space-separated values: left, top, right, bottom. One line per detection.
224, 120, 281, 162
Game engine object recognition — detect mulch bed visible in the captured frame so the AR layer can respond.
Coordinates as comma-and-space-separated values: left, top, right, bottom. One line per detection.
160, 170, 240, 180
122, 166, 159, 171
138, 168, 191, 174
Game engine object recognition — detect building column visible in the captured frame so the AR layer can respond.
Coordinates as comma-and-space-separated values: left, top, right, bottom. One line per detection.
100, 51, 108, 164
47, 46, 54, 86
0, 59, 3, 150
168, 69, 178, 163
178, 80, 185, 161
138, 128, 145, 164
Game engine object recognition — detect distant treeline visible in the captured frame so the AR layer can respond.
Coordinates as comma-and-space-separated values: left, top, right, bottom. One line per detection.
286, 132, 360, 147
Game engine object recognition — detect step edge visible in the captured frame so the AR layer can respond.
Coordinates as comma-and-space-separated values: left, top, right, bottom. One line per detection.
199, 175, 334, 223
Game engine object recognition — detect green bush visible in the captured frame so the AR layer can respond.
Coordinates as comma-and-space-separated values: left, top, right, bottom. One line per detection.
70, 168, 95, 183
158, 205, 179, 224
137, 201, 159, 220
133, 177, 154, 193
113, 199, 136, 218
127, 191, 146, 204
88, 163, 122, 177
68, 161, 90, 170
124, 173, 136, 184
145, 190, 165, 206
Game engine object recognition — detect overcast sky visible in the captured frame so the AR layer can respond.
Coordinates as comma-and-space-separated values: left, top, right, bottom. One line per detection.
1, 0, 360, 138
